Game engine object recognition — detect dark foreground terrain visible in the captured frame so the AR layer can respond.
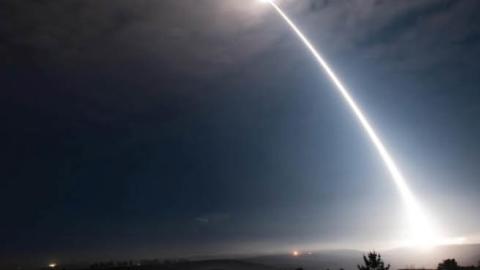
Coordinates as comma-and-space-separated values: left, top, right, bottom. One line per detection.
37, 244, 480, 270
56, 260, 278, 270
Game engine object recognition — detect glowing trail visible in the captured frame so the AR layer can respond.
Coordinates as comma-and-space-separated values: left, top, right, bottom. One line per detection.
264, 0, 439, 246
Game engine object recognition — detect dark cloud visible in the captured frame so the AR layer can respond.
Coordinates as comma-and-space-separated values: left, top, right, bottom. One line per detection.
0, 0, 279, 78
2, 0, 479, 75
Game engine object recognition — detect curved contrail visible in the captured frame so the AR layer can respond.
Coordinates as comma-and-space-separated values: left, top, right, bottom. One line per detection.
265, 0, 438, 246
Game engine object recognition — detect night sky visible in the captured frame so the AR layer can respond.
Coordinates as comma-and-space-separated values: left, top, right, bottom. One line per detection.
2, 0, 480, 267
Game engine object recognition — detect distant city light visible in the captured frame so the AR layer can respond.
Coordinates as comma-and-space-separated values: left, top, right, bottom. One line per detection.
292, 250, 300, 256
48, 263, 57, 268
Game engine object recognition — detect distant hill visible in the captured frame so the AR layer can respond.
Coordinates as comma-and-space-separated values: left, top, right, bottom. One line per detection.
246, 249, 364, 270
43, 244, 480, 270
86, 260, 278, 270
384, 244, 480, 269
162, 260, 278, 270
245, 244, 480, 270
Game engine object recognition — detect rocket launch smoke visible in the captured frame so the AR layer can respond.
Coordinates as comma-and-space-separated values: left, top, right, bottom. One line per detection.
265, 0, 440, 246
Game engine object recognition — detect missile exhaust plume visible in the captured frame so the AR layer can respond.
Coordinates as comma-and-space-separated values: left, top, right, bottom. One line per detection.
265, 0, 440, 246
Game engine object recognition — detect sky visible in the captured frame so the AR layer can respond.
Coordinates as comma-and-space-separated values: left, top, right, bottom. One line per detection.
1, 0, 480, 267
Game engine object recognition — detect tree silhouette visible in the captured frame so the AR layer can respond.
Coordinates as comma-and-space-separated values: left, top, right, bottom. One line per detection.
358, 252, 390, 270
438, 259, 459, 270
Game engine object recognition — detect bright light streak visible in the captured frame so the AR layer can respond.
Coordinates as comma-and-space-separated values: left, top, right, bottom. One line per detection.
264, 0, 441, 247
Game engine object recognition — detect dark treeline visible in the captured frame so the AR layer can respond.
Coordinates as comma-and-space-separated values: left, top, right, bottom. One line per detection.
89, 259, 189, 269
43, 253, 480, 270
